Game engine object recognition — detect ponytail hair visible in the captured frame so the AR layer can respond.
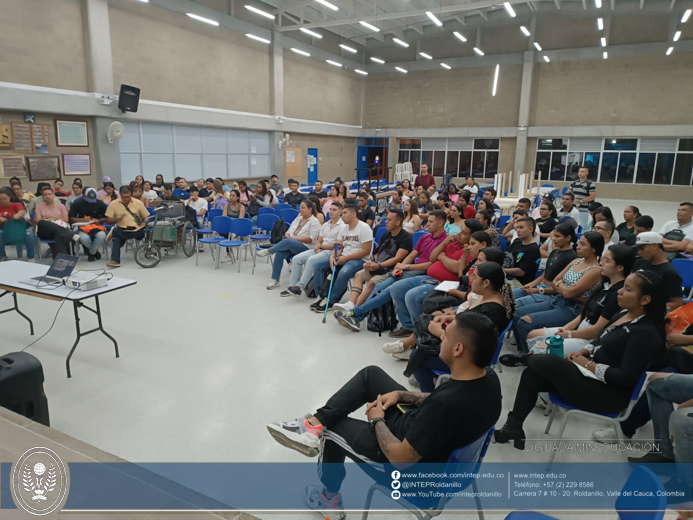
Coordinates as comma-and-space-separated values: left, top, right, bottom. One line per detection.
632, 270, 669, 342
554, 222, 577, 250
476, 262, 517, 319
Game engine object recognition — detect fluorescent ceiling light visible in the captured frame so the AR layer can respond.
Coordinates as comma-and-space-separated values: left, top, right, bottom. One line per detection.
426, 11, 443, 27
473, 47, 484, 55
603, 51, 608, 59
666, 46, 674, 55
612, 140, 617, 144
504, 2, 516, 17
419, 52, 432, 59
291, 48, 310, 56
492, 64, 499, 96
533, 42, 542, 51
244, 5, 275, 19
597, 18, 604, 30
245, 33, 270, 43
316, 0, 339, 11
359, 20, 380, 32
186, 13, 219, 25
395, 67, 408, 73
674, 31, 681, 41
595, 0, 602, 7
453, 31, 467, 42
393, 38, 409, 47
355, 69, 368, 75
520, 26, 530, 36
137, 0, 149, 2
301, 27, 323, 38
339, 44, 357, 53
370, 57, 385, 63
600, 37, 606, 47
326, 59, 342, 67
543, 55, 550, 62
441, 63, 451, 69
682, 9, 691, 22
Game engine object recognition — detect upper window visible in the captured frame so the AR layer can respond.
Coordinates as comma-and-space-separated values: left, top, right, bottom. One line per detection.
603, 139, 638, 151
538, 138, 568, 150
473, 139, 500, 150
399, 139, 421, 150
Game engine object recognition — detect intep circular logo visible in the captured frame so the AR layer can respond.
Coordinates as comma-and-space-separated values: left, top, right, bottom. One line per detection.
12, 447, 69, 515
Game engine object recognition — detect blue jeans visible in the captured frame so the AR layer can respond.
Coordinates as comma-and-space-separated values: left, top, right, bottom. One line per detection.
269, 239, 308, 281
313, 256, 365, 304
352, 271, 426, 322
391, 275, 438, 331
512, 295, 582, 352
0, 228, 36, 260
412, 351, 450, 393
78, 230, 106, 255
512, 282, 550, 303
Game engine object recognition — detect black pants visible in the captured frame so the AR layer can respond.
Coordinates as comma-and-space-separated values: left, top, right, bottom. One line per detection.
314, 366, 405, 493
36, 221, 75, 255
512, 355, 631, 425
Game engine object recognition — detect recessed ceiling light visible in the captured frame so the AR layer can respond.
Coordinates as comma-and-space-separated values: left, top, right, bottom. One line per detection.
137, 0, 149, 3
520, 26, 530, 36
473, 47, 484, 55
316, 0, 339, 11
291, 48, 310, 56
601, 37, 606, 47
533, 42, 542, 51
504, 2, 516, 17
355, 69, 368, 75
370, 57, 385, 63
441, 63, 451, 69
244, 5, 275, 19
300, 27, 323, 38
186, 13, 220, 25
359, 21, 380, 32
492, 64, 499, 96
426, 11, 443, 27
419, 52, 432, 59
246, 33, 270, 43
597, 18, 604, 30
453, 31, 467, 42
393, 38, 409, 47
543, 55, 550, 62
682, 9, 691, 22
595, 0, 602, 7
326, 59, 342, 67
603, 51, 608, 59
339, 44, 357, 53
666, 46, 674, 55
395, 67, 408, 73
673, 31, 681, 41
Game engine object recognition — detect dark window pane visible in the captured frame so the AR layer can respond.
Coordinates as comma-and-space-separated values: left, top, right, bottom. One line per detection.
673, 153, 693, 186
678, 139, 693, 152
604, 139, 638, 151
459, 152, 472, 177
398, 150, 409, 163
446, 151, 459, 175
373, 138, 388, 146
359, 138, 373, 146
538, 138, 568, 150
583, 153, 600, 181
433, 151, 446, 176
485, 152, 499, 177
654, 153, 675, 185
616, 153, 636, 183
550, 152, 567, 181
600, 153, 618, 183
399, 138, 420, 150
636, 153, 655, 184
472, 151, 485, 178
410, 151, 421, 177
474, 139, 500, 150
566, 152, 583, 182
535, 152, 551, 179
421, 151, 432, 173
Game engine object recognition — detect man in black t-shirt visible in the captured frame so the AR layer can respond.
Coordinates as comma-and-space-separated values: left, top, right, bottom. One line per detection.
68, 187, 109, 262
357, 191, 375, 228
283, 179, 305, 209
505, 217, 541, 289
634, 232, 683, 311
267, 312, 502, 518
309, 180, 328, 200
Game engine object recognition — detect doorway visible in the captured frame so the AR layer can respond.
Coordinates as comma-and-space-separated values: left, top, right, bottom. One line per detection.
307, 148, 318, 185
356, 138, 389, 183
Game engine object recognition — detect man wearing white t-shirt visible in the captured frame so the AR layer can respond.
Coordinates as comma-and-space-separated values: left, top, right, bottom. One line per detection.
659, 202, 693, 254
310, 205, 373, 313
185, 186, 208, 228
557, 192, 581, 223
462, 177, 478, 201
281, 202, 345, 298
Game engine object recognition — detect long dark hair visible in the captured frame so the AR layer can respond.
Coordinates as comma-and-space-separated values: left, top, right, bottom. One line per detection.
475, 262, 517, 319
631, 270, 669, 342
554, 222, 577, 250
338, 184, 349, 199
35, 182, 51, 197
470, 230, 492, 249
302, 198, 317, 218
579, 244, 635, 322
479, 247, 505, 267
541, 201, 558, 219
449, 203, 464, 223
582, 231, 605, 259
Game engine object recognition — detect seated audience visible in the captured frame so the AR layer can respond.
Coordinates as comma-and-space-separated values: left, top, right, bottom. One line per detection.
504, 217, 543, 291
402, 200, 421, 234
445, 203, 466, 236
198, 178, 213, 199
267, 312, 501, 519
384, 190, 404, 213
401, 179, 415, 199
309, 180, 328, 201
65, 182, 83, 209
459, 190, 476, 219
356, 191, 375, 227
35, 186, 79, 257
185, 186, 208, 227
531, 193, 554, 220
10, 183, 29, 209
476, 199, 496, 224
152, 174, 165, 192
481, 188, 501, 220
8, 178, 34, 202
660, 201, 693, 255
307, 195, 326, 224
141, 181, 158, 205
517, 198, 532, 213
96, 177, 119, 198
173, 178, 190, 200
258, 200, 321, 288
105, 186, 149, 268
99, 181, 119, 205
208, 180, 230, 210
68, 187, 108, 262
0, 187, 35, 261
53, 179, 70, 203
269, 174, 283, 197
634, 214, 654, 237
214, 177, 231, 193
310, 205, 374, 313
462, 176, 478, 201
284, 179, 305, 208
222, 189, 245, 218
159, 184, 180, 202
634, 232, 684, 310
475, 209, 501, 248
426, 184, 439, 203
132, 184, 147, 207
446, 184, 460, 204
280, 202, 344, 297
495, 271, 666, 449
616, 205, 640, 246
593, 206, 620, 243
416, 191, 434, 224
26, 183, 51, 218
535, 201, 558, 243
592, 218, 615, 253
338, 184, 350, 201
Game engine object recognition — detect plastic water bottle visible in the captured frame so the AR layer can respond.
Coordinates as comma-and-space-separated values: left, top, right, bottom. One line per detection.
545, 335, 565, 358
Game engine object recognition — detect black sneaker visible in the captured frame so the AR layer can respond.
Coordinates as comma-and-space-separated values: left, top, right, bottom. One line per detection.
313, 300, 333, 314
499, 353, 531, 368
280, 286, 302, 298
336, 312, 360, 332
309, 299, 324, 311
87, 254, 96, 262
94, 251, 102, 260
628, 451, 675, 465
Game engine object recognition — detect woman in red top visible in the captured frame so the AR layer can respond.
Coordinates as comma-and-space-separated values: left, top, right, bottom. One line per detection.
0, 187, 35, 261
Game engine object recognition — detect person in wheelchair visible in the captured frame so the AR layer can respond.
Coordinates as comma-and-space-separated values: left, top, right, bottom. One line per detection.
105, 185, 149, 268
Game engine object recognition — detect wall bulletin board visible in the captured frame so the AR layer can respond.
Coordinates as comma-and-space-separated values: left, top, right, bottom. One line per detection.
0, 156, 28, 178
55, 120, 89, 147
27, 155, 61, 181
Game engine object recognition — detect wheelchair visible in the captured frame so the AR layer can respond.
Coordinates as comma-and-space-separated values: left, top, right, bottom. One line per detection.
134, 201, 196, 268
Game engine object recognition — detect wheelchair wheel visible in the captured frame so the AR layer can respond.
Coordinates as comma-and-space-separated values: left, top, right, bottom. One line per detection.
134, 243, 162, 268
182, 221, 196, 257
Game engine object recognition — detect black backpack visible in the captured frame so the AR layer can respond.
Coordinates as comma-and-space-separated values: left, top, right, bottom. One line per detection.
270, 218, 287, 244
367, 299, 398, 337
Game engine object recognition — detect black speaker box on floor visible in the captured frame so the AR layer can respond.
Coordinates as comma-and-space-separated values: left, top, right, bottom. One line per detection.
118, 84, 141, 113
0, 352, 50, 426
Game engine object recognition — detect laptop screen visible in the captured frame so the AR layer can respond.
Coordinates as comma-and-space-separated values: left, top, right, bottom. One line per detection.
46, 254, 79, 279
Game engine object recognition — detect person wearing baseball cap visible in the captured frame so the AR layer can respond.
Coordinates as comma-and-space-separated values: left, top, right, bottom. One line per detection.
634, 231, 683, 311
96, 176, 119, 198
68, 187, 108, 262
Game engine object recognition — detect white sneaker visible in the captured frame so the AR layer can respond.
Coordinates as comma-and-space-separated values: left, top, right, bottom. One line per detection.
408, 375, 419, 387
382, 340, 404, 354
256, 248, 270, 258
266, 280, 281, 290
333, 301, 355, 312
593, 427, 618, 443
393, 349, 411, 361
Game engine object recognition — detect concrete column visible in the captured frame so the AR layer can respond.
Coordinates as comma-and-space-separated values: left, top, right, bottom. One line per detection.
270, 42, 285, 181
82, 0, 114, 94
92, 117, 121, 186
513, 50, 535, 184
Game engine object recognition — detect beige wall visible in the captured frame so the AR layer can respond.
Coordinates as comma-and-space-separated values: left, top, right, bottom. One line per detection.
109, 0, 271, 115
283, 54, 363, 126
0, 0, 88, 92
364, 65, 522, 128
499, 138, 517, 177
287, 134, 357, 184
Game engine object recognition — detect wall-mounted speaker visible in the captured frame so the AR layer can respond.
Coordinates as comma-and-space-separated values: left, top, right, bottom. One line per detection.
117, 84, 140, 113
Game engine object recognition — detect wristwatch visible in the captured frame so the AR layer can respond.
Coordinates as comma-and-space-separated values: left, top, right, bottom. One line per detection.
538, 287, 545, 295
370, 417, 385, 432
567, 331, 573, 339
405, 264, 410, 270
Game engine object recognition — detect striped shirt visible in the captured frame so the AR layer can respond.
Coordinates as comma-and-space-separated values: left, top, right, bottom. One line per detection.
569, 180, 595, 211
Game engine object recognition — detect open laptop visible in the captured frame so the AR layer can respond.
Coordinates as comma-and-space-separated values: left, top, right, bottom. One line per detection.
20, 254, 80, 287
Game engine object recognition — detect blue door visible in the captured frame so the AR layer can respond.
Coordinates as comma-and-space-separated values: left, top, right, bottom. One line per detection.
307, 148, 318, 185
357, 146, 368, 182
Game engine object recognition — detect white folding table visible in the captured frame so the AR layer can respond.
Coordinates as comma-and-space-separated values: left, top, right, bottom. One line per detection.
0, 261, 136, 378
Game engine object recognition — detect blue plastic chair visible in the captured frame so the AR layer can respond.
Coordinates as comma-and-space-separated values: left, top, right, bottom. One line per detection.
361, 427, 494, 520
412, 231, 426, 249
218, 218, 253, 272
500, 235, 508, 252
374, 227, 387, 248
279, 208, 299, 225
274, 203, 292, 212
257, 207, 276, 217
250, 214, 281, 270
497, 215, 510, 228
672, 258, 693, 301
196, 216, 232, 266
544, 371, 648, 467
